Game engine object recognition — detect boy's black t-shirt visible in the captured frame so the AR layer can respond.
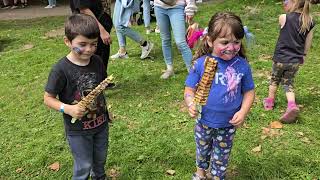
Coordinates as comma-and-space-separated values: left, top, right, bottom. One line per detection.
45, 55, 109, 135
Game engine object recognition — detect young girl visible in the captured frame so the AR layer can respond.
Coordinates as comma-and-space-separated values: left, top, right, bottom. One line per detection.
263, 0, 319, 123
184, 12, 255, 180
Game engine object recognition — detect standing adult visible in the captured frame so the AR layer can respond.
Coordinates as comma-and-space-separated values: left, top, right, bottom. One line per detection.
154, 0, 197, 79
69, 0, 113, 79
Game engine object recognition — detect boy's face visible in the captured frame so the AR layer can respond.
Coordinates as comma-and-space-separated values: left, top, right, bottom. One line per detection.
65, 35, 98, 61
208, 33, 241, 61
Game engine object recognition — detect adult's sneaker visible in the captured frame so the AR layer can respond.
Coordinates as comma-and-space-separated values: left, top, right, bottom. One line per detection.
140, 41, 154, 59
111, 52, 129, 59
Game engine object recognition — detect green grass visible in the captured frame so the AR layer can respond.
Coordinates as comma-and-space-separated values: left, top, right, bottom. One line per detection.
0, 0, 320, 179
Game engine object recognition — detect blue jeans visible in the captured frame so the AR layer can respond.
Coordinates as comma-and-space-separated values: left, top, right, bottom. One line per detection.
143, 0, 151, 28
113, 0, 144, 48
48, 0, 56, 6
154, 5, 192, 70
67, 127, 108, 180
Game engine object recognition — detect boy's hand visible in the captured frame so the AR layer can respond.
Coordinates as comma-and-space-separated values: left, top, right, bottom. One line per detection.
65, 104, 87, 119
188, 103, 198, 118
100, 29, 112, 45
229, 110, 246, 128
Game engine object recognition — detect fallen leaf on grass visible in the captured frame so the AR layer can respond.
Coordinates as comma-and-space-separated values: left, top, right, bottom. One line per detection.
108, 167, 121, 179
300, 137, 311, 144
270, 121, 283, 129
21, 44, 34, 50
262, 127, 270, 135
296, 132, 304, 137
16, 168, 23, 173
166, 169, 176, 176
48, 162, 60, 171
251, 145, 262, 153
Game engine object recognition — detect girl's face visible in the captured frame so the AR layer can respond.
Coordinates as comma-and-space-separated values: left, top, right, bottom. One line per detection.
283, 0, 294, 12
208, 33, 241, 61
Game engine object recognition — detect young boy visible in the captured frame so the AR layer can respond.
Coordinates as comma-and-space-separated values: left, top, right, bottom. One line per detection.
44, 14, 109, 179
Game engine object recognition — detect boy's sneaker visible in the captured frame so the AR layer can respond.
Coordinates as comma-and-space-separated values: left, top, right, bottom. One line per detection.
160, 69, 174, 79
111, 52, 129, 59
192, 173, 206, 180
140, 41, 154, 59
280, 105, 299, 123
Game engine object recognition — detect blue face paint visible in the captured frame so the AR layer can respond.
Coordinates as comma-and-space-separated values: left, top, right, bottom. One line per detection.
283, 0, 289, 5
73, 47, 83, 55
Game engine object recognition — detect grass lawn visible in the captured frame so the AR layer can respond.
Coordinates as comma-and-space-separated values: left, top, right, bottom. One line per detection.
0, 0, 320, 179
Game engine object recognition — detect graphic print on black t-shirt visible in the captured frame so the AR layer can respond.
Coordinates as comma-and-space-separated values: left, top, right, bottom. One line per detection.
72, 72, 106, 130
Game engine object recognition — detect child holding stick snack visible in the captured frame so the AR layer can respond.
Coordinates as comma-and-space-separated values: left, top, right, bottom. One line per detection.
184, 12, 255, 180
44, 14, 110, 180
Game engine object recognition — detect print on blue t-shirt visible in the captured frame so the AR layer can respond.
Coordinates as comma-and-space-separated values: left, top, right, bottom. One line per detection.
185, 54, 254, 128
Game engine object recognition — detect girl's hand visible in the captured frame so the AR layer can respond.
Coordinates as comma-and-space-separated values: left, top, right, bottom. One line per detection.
65, 104, 87, 119
188, 102, 198, 118
229, 110, 246, 128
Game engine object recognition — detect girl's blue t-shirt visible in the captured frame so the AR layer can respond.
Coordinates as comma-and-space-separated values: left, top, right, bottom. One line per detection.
185, 54, 255, 128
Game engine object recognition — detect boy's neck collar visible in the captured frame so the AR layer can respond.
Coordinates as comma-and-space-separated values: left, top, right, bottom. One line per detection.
66, 52, 91, 66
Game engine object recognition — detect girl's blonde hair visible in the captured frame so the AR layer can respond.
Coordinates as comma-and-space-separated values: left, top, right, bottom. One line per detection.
192, 12, 246, 64
290, 0, 319, 34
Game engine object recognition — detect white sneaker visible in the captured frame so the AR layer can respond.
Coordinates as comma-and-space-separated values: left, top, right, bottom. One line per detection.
111, 52, 129, 59
44, 5, 53, 8
140, 42, 154, 59
155, 27, 160, 33
160, 69, 174, 79
146, 29, 151, 35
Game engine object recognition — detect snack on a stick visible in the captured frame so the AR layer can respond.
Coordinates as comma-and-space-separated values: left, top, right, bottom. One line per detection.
71, 75, 114, 123
194, 57, 218, 105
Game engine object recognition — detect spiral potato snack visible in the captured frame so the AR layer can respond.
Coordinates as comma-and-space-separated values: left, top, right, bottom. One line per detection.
71, 76, 113, 123
194, 57, 218, 107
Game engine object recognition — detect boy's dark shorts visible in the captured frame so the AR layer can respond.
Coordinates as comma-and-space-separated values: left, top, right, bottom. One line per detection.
270, 62, 300, 92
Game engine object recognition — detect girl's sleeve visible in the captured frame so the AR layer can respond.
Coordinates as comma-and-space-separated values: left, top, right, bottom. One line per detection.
184, 0, 197, 16
241, 64, 255, 93
185, 60, 201, 88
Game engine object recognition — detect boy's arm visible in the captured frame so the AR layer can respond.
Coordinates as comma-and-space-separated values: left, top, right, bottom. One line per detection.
229, 89, 255, 127
80, 8, 112, 45
44, 92, 86, 119
184, 87, 198, 118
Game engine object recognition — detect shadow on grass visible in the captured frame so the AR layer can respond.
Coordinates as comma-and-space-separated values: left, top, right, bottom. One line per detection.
0, 38, 15, 52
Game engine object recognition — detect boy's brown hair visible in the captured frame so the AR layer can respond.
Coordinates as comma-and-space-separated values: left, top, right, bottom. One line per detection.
65, 14, 100, 41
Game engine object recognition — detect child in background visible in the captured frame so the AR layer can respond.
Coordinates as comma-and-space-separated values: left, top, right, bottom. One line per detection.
263, 0, 319, 123
184, 12, 255, 180
44, 14, 110, 179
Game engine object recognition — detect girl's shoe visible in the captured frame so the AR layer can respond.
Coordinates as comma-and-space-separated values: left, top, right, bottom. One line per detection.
44, 5, 53, 8
280, 106, 299, 123
192, 173, 206, 180
263, 98, 274, 110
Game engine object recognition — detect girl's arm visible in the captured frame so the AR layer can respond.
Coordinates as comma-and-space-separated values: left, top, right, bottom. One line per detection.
279, 14, 286, 29
304, 29, 314, 55
184, 87, 198, 118
229, 89, 255, 127
43, 92, 86, 119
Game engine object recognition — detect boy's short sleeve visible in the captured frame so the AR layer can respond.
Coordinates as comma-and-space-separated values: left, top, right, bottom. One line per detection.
185, 60, 202, 89
241, 64, 255, 93
45, 64, 66, 96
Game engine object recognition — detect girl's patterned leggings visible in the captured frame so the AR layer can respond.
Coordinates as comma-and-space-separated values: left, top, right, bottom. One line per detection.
195, 122, 236, 180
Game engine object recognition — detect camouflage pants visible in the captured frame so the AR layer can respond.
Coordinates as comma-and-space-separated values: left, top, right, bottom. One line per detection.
270, 62, 300, 92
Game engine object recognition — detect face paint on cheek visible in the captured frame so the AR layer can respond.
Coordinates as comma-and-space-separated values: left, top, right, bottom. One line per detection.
73, 47, 84, 55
